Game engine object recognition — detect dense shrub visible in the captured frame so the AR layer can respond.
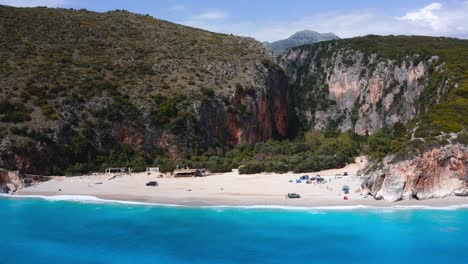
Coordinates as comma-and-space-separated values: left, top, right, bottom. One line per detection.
200, 87, 215, 97
1, 111, 32, 123
239, 161, 264, 174
366, 131, 392, 159
0, 101, 32, 123
151, 94, 184, 124
206, 156, 233, 173
455, 133, 468, 145
0, 101, 15, 113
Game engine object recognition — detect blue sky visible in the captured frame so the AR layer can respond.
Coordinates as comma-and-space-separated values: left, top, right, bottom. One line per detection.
1, 0, 467, 41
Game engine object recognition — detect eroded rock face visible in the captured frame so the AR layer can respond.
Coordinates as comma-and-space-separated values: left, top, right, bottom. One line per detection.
280, 45, 445, 135
0, 6, 298, 175
362, 144, 468, 201
0, 169, 22, 194
0, 61, 294, 174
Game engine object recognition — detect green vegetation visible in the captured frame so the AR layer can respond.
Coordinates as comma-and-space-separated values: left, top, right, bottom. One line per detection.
0, 6, 466, 175
151, 94, 186, 124
55, 128, 397, 176
0, 100, 32, 123
180, 131, 365, 174
0, 6, 285, 175
0, 5, 269, 125
289, 35, 467, 158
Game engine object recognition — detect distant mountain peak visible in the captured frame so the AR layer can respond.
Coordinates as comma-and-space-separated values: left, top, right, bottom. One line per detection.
291, 30, 338, 38
290, 30, 320, 37
264, 30, 340, 55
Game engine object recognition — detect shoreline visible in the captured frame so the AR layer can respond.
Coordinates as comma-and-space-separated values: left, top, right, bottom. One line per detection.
11, 156, 468, 210
4, 193, 468, 210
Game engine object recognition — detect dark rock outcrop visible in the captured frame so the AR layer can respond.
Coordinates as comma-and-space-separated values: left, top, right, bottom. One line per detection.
0, 169, 22, 194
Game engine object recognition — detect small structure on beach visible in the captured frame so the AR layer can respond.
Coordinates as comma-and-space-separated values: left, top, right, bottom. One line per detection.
173, 169, 202, 177
105, 168, 126, 174
172, 169, 204, 177
146, 167, 160, 172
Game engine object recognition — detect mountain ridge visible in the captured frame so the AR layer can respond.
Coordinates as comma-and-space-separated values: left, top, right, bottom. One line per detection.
264, 30, 340, 54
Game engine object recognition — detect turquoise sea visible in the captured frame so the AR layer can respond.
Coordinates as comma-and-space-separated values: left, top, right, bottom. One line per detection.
1, 196, 467, 264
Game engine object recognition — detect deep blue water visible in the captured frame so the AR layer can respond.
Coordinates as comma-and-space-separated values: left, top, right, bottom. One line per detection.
1, 197, 468, 264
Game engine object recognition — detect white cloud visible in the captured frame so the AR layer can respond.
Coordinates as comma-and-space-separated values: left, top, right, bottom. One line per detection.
194, 10, 227, 20
0, 0, 66, 7
399, 3, 443, 30
177, 2, 468, 42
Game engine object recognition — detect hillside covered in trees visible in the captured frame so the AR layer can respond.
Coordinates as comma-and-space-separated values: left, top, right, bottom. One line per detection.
0, 6, 466, 175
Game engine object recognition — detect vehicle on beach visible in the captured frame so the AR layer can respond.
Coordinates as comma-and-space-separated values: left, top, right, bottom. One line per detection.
287, 193, 301, 199
146, 181, 158, 187
300, 175, 309, 180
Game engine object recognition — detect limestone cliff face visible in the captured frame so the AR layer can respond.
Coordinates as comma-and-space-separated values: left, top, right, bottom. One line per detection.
279, 43, 445, 134
0, 169, 22, 194
361, 144, 468, 201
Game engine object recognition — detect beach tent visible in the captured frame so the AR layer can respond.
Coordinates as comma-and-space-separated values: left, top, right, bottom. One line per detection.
296, 179, 302, 184
342, 185, 350, 192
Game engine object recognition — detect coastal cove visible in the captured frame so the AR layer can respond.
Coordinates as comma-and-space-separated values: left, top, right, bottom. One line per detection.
0, 3, 467, 264
13, 157, 468, 208
1, 196, 468, 264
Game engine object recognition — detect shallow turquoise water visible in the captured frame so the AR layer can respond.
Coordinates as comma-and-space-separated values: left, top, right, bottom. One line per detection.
1, 197, 467, 264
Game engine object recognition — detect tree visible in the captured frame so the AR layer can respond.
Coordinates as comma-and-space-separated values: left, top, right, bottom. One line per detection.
367, 131, 392, 159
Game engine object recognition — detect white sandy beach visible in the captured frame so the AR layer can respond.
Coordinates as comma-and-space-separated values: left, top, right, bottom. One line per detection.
17, 157, 468, 207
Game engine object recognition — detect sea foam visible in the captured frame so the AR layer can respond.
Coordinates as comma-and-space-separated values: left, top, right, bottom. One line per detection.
2, 193, 468, 211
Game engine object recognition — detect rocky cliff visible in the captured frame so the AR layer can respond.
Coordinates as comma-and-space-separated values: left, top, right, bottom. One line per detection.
361, 144, 468, 201
0, 169, 22, 194
280, 36, 467, 201
0, 6, 295, 175
279, 38, 455, 135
